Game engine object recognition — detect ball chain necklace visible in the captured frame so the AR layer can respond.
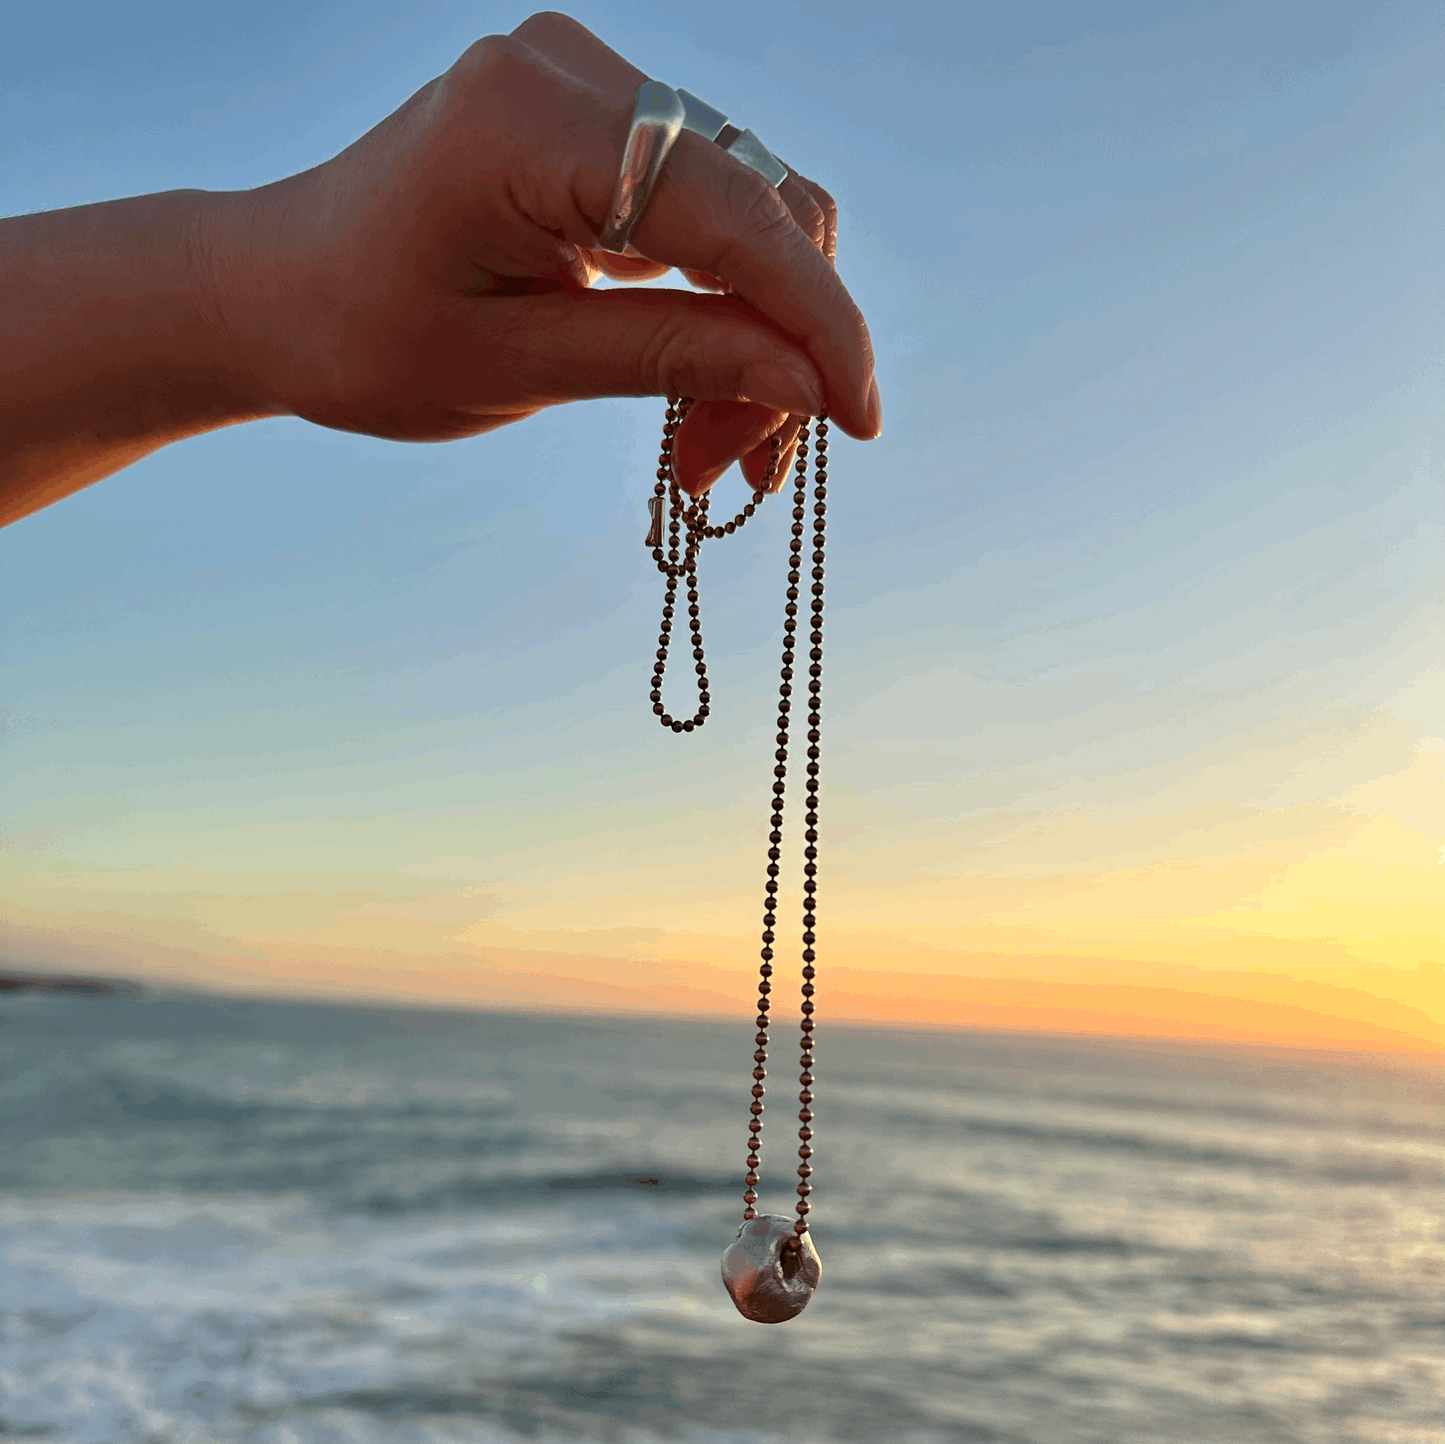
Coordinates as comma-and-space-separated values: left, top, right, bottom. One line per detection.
645, 397, 827, 1324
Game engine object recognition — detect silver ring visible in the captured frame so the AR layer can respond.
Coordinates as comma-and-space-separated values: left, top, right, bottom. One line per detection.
598, 80, 686, 254
676, 89, 789, 189
598, 82, 790, 255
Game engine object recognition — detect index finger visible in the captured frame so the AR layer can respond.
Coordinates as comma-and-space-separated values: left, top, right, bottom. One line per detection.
516, 15, 834, 268
508, 14, 878, 439
632, 138, 879, 439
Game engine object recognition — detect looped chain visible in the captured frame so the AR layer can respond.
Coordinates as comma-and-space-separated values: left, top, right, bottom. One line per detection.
646, 397, 828, 1255
648, 398, 784, 733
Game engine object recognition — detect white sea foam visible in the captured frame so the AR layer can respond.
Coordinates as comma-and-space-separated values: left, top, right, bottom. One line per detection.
3, 994, 1444, 1443
0, 1190, 717, 1443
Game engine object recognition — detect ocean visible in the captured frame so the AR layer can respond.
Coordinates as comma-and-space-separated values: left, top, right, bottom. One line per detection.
1, 989, 1442, 1444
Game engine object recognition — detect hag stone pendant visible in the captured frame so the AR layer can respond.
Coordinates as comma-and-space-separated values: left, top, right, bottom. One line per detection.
646, 398, 827, 1323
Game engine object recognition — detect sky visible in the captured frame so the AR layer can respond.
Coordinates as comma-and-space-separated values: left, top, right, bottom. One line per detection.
2, 0, 1442, 1051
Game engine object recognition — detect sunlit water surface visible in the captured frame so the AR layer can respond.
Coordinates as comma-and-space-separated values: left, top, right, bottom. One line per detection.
2, 992, 1443, 1443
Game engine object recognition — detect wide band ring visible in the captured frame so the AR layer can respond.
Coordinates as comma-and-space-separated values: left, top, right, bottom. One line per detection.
598, 82, 790, 255
676, 89, 789, 190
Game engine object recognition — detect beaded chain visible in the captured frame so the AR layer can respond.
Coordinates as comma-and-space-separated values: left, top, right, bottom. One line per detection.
648, 398, 828, 1256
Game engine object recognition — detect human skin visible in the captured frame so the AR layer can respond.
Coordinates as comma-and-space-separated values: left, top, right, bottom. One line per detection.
0, 11, 881, 531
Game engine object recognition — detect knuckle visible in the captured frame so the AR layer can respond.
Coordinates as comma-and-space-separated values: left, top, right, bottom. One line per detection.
802, 178, 839, 256
637, 301, 759, 401
638, 312, 703, 396
792, 194, 826, 250
512, 10, 584, 40
714, 168, 824, 288
447, 33, 563, 156
454, 33, 534, 90
813, 184, 839, 231
725, 167, 792, 247
511, 11, 599, 52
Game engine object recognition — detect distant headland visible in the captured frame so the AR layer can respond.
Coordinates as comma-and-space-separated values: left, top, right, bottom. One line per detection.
0, 970, 143, 998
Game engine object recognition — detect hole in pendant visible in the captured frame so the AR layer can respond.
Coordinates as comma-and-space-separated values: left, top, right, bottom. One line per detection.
779, 1240, 803, 1280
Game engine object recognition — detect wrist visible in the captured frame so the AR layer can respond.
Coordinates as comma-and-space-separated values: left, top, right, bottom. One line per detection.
0, 188, 283, 526
189, 182, 309, 423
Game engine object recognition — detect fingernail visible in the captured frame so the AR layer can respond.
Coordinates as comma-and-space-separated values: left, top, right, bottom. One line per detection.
739, 361, 824, 418
673, 464, 712, 498
865, 377, 883, 438
673, 446, 740, 497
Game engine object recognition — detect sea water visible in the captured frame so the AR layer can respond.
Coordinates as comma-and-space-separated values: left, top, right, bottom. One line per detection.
1, 989, 1443, 1444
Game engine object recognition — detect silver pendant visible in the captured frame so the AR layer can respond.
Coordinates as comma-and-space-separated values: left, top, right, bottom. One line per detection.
721, 1214, 821, 1323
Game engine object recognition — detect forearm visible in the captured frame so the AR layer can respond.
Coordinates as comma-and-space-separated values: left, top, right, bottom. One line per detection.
0, 189, 280, 528
0, 23, 880, 531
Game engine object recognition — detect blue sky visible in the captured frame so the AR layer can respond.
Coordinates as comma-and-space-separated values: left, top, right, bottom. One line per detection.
2, 1, 1441, 1033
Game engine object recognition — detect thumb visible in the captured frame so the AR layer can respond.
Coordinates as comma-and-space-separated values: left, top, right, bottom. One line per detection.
483, 288, 826, 416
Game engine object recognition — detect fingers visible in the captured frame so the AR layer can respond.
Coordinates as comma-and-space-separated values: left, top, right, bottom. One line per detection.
497, 17, 878, 440
795, 174, 839, 265
626, 143, 876, 439
460, 286, 825, 422
777, 171, 827, 256
512, 13, 835, 267
677, 174, 834, 297
585, 249, 672, 282
671, 401, 802, 496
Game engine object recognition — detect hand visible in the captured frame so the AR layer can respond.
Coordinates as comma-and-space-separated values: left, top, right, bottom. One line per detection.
208, 10, 881, 496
